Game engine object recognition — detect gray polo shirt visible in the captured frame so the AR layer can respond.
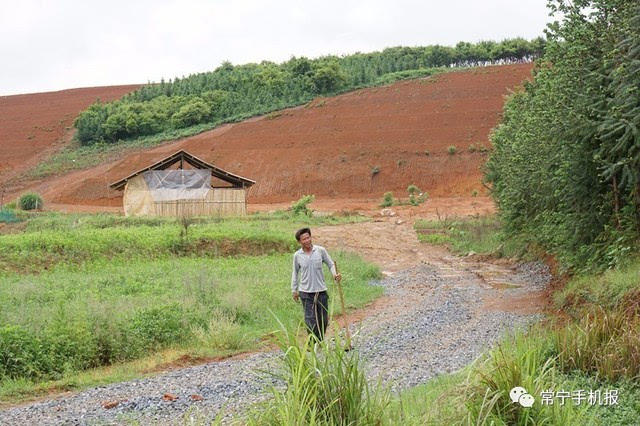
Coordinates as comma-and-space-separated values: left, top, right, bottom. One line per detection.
291, 245, 336, 293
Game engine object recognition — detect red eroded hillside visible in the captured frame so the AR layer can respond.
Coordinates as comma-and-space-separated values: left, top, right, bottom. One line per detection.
0, 85, 140, 185
13, 64, 533, 208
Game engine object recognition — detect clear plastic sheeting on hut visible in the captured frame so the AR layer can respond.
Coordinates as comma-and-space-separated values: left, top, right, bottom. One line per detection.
143, 170, 211, 202
111, 150, 255, 217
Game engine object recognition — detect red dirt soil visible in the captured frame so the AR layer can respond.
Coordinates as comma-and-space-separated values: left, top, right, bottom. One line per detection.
8, 64, 533, 209
0, 85, 140, 186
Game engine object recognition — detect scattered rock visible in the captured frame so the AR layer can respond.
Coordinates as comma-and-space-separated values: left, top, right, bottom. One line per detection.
395, 219, 404, 225
190, 394, 204, 401
380, 208, 397, 217
101, 400, 119, 410
162, 393, 178, 402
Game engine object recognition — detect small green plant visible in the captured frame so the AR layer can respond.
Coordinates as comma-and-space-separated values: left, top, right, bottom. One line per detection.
471, 189, 479, 197
371, 166, 380, 176
397, 159, 406, 167
447, 145, 457, 155
4, 201, 17, 209
19, 193, 43, 210
0, 209, 20, 224
468, 143, 490, 153
407, 185, 426, 206
291, 195, 315, 216
380, 192, 394, 207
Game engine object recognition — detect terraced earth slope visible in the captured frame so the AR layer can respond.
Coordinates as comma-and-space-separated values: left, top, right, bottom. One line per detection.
5, 64, 532, 209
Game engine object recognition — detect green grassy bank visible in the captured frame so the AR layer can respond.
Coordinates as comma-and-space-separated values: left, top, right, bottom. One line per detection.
0, 211, 382, 404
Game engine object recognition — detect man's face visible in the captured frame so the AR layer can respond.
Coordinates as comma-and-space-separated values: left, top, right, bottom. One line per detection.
299, 232, 312, 250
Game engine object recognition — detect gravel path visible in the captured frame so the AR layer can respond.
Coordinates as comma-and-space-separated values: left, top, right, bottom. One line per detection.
0, 253, 549, 425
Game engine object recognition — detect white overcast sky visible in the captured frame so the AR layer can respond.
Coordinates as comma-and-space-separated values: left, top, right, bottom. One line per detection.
0, 0, 552, 96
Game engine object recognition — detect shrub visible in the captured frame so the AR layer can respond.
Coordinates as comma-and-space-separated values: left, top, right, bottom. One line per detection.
371, 166, 380, 176
291, 195, 315, 216
407, 185, 426, 206
0, 325, 47, 380
447, 145, 457, 155
424, 150, 430, 156
407, 184, 421, 195
128, 304, 187, 352
380, 192, 394, 207
191, 309, 246, 350
0, 209, 19, 224
19, 193, 43, 210
471, 189, 479, 197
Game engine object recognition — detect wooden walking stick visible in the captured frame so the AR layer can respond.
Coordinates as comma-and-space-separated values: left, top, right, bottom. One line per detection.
333, 260, 352, 350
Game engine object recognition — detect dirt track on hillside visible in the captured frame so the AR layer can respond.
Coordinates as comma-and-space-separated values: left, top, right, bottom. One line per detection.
7, 64, 532, 209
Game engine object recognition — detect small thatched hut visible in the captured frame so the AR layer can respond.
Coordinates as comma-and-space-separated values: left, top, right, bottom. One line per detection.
109, 150, 255, 217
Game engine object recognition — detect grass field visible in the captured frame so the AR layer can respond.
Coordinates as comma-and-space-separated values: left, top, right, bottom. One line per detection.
0, 211, 382, 403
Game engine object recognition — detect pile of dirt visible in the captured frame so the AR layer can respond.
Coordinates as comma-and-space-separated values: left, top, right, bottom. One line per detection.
9, 64, 533, 208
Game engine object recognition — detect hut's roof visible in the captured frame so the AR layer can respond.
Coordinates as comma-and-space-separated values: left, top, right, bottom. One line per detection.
109, 150, 255, 190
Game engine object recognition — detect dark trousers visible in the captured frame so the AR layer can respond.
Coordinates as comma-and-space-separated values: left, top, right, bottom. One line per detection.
299, 291, 329, 341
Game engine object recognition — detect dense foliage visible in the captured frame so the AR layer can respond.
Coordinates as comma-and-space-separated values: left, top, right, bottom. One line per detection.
18, 193, 43, 211
74, 38, 544, 145
486, 0, 640, 269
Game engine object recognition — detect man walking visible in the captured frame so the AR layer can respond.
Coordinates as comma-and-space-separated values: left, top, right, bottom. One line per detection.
291, 227, 341, 341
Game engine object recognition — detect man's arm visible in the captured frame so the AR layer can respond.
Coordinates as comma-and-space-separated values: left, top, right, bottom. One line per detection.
321, 247, 341, 282
291, 253, 299, 301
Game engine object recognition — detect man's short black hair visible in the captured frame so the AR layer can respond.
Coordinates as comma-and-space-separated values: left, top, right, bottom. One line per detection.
295, 227, 311, 241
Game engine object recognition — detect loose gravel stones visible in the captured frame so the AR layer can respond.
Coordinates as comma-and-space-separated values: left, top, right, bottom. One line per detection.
0, 259, 549, 425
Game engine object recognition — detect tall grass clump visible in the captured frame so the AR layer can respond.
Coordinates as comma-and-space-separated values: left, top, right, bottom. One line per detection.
18, 193, 43, 210
553, 307, 640, 382
463, 330, 590, 425
249, 323, 389, 425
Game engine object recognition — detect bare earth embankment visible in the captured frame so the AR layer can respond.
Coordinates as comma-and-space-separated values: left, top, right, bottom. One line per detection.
5, 64, 532, 210
0, 85, 139, 187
